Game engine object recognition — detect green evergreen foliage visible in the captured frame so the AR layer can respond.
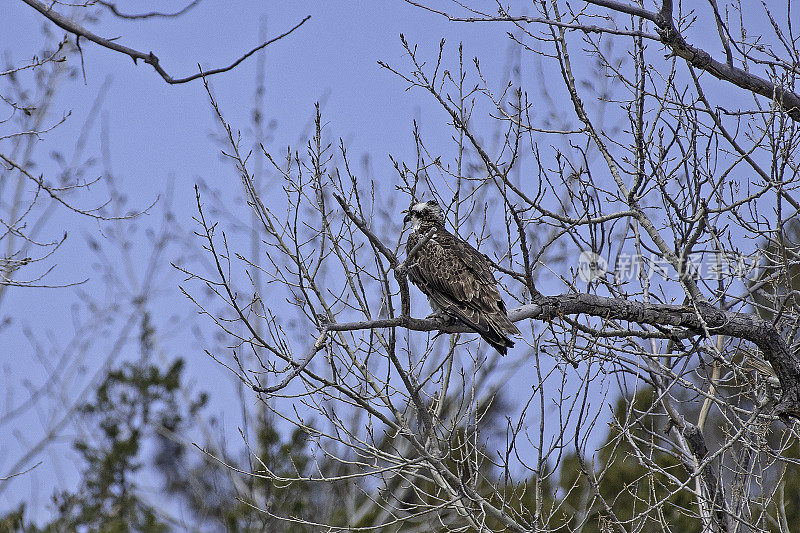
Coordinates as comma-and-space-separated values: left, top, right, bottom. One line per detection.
552, 389, 700, 532
0, 314, 207, 531
165, 412, 315, 532
44, 356, 201, 532
5, 369, 800, 532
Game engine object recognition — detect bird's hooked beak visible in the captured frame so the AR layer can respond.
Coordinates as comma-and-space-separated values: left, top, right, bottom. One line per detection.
402, 209, 411, 225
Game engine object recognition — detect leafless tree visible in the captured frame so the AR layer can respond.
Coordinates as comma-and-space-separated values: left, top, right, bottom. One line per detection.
1, 0, 308, 292
0, 1, 308, 517
187, 1, 800, 531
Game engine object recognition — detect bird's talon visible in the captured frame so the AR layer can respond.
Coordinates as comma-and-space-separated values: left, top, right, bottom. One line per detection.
426, 312, 454, 325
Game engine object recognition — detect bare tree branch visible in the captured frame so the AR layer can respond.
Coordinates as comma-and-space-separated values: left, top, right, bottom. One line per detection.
19, 0, 310, 85
584, 0, 800, 121
96, 0, 202, 20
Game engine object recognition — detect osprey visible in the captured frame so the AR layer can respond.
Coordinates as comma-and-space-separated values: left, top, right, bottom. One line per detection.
403, 200, 520, 355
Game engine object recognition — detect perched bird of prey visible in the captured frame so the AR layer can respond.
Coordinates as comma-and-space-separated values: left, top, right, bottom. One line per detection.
403, 200, 520, 355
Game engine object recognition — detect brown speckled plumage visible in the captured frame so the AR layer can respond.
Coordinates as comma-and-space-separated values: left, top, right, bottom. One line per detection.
404, 201, 520, 355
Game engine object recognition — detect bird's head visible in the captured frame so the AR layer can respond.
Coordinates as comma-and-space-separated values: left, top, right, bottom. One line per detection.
403, 200, 444, 231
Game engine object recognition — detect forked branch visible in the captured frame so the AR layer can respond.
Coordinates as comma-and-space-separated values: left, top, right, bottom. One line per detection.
20, 0, 310, 85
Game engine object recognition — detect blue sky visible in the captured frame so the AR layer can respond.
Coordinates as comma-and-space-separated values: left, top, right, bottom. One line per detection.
2, 0, 775, 523
2, 0, 521, 519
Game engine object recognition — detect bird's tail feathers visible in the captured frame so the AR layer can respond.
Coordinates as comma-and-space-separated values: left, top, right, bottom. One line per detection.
482, 327, 515, 356
498, 313, 521, 336
453, 307, 517, 356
